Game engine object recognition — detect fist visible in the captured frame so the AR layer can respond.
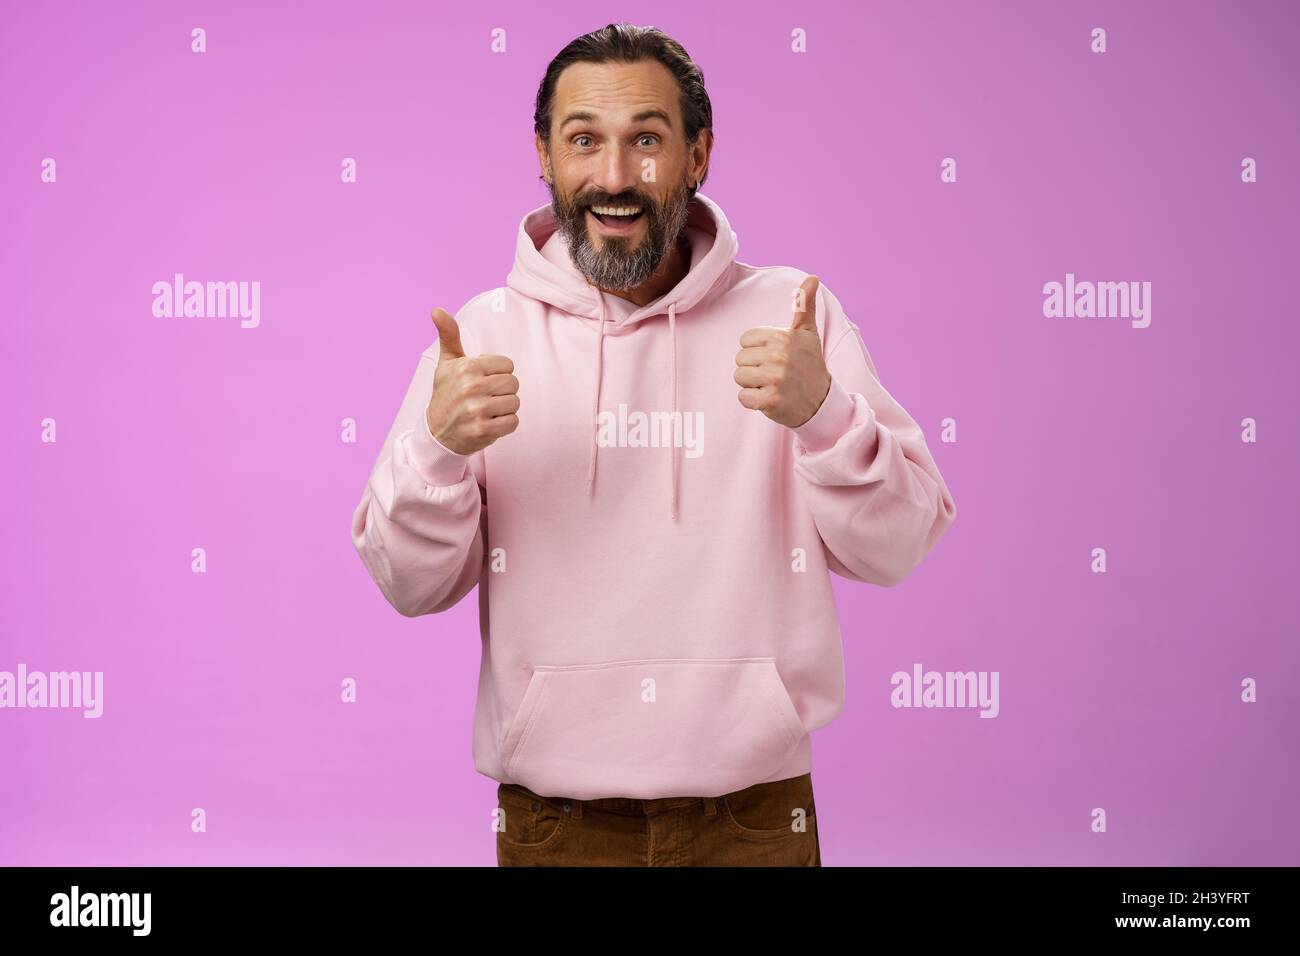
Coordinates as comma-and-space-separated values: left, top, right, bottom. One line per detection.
734, 275, 831, 428
425, 308, 520, 455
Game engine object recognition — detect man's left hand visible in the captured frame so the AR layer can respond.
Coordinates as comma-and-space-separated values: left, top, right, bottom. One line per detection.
734, 275, 832, 428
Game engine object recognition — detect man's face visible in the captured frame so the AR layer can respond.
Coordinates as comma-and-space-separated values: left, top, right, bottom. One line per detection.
537, 59, 708, 291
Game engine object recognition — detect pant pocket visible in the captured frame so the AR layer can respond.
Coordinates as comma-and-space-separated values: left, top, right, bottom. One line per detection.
499, 657, 806, 800
495, 784, 570, 851
720, 773, 817, 839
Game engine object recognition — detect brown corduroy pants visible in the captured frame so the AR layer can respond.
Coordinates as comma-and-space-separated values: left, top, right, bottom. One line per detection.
495, 771, 821, 866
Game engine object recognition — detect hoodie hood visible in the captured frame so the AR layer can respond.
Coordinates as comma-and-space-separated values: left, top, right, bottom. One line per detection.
505, 192, 740, 520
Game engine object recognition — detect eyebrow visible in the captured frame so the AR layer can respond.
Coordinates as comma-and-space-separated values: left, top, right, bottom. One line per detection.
558, 109, 674, 131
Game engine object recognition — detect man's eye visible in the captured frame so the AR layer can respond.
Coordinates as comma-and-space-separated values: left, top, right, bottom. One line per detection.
574, 135, 593, 148
638, 135, 660, 147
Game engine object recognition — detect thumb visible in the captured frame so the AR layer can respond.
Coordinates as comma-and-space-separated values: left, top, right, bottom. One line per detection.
430, 307, 465, 361
790, 275, 820, 334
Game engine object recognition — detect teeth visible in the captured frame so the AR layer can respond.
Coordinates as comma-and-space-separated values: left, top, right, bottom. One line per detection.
591, 205, 642, 216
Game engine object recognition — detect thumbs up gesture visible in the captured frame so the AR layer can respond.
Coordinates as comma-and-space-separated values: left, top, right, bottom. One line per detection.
734, 275, 832, 428
425, 308, 520, 455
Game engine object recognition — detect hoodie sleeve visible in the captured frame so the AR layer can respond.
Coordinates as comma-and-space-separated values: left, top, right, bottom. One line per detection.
350, 341, 486, 617
788, 282, 957, 587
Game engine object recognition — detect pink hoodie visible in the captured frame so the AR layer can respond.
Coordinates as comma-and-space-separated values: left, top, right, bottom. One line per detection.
351, 192, 957, 800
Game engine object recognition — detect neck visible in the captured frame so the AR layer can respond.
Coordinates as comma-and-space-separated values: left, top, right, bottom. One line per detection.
600, 233, 691, 307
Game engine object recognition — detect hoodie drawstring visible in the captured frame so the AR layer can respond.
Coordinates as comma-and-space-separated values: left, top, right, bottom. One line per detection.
668, 302, 678, 520
586, 295, 607, 497
586, 297, 680, 523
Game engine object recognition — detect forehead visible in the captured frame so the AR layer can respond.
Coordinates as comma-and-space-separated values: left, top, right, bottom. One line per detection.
552, 59, 681, 127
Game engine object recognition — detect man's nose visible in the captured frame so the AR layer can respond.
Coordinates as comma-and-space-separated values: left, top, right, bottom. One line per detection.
594, 141, 641, 199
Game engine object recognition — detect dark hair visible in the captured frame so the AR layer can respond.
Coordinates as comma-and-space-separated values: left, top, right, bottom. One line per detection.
534, 23, 713, 197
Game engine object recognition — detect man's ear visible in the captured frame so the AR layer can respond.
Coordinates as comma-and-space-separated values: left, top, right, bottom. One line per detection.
690, 129, 714, 190
535, 133, 552, 184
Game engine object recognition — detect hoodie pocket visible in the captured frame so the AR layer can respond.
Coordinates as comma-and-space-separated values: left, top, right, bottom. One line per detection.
499, 657, 806, 800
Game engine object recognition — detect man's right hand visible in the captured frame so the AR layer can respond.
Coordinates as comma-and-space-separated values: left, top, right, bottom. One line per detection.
425, 308, 520, 455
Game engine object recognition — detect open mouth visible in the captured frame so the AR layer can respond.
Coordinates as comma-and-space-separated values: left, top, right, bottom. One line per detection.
588, 205, 645, 229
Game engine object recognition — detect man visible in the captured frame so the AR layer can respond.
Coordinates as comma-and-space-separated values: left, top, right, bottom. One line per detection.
351, 23, 957, 867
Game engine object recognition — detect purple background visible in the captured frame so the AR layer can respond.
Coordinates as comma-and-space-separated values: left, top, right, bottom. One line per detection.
3, 0, 1297, 866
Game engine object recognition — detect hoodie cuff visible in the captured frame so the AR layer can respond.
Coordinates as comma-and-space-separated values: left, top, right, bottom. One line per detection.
792, 377, 857, 453
407, 407, 472, 485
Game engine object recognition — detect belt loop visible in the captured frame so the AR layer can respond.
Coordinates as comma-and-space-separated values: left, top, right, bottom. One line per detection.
702, 795, 719, 817
567, 797, 583, 820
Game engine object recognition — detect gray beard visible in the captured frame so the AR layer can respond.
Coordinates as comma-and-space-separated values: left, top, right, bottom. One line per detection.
549, 182, 691, 292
